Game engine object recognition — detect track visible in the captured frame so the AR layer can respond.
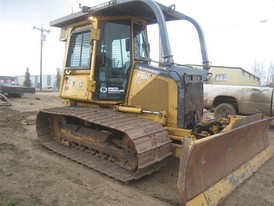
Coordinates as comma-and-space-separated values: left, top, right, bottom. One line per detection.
36, 106, 172, 182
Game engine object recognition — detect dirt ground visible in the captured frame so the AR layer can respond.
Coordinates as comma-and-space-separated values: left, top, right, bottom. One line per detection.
0, 93, 273, 206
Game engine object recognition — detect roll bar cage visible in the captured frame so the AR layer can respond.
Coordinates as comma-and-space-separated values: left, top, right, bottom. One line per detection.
51, 0, 210, 70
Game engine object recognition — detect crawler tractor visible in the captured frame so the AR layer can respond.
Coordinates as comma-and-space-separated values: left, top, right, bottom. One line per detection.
36, 0, 273, 205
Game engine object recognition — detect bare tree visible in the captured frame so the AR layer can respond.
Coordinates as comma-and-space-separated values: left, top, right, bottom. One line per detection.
266, 61, 274, 86
252, 61, 266, 85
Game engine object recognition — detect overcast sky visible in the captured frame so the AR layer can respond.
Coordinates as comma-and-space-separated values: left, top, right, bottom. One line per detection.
0, 0, 273, 76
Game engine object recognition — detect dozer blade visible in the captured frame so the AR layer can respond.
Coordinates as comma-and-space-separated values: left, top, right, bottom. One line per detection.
178, 114, 273, 206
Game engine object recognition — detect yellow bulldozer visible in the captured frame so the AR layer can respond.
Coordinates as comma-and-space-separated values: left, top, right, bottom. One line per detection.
36, 0, 273, 205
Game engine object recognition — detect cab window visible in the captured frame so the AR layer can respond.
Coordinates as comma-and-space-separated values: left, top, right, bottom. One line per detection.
134, 24, 149, 60
66, 31, 91, 68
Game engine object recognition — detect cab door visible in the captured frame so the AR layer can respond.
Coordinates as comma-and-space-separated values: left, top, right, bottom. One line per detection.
93, 20, 132, 101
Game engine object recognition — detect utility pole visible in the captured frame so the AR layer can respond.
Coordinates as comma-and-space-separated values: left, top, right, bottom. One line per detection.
33, 25, 50, 91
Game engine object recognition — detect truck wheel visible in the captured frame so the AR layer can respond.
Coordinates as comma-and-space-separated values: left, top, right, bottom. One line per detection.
214, 103, 237, 119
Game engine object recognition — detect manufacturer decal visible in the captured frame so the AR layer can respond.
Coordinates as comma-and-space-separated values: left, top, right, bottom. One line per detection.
99, 87, 124, 94
137, 66, 160, 74
108, 87, 124, 94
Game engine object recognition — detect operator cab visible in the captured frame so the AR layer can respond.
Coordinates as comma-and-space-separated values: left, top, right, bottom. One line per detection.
64, 17, 149, 102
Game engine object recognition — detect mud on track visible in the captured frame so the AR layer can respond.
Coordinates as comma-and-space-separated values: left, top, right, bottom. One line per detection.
0, 93, 273, 206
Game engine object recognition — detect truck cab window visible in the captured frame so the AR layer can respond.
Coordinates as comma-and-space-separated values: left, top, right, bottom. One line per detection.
66, 31, 91, 68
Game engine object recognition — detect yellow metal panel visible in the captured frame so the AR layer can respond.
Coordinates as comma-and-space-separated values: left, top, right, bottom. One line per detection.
132, 79, 168, 111
60, 75, 89, 101
128, 70, 178, 127
128, 70, 156, 98
128, 70, 168, 112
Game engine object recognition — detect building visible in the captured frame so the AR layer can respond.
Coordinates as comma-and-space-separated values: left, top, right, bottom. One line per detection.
15, 74, 58, 89
191, 65, 260, 86
0, 76, 16, 84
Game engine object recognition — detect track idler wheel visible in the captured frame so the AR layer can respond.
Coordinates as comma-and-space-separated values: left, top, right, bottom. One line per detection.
50, 114, 70, 147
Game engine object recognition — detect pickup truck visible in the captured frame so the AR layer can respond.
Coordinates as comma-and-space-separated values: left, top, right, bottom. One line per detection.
203, 84, 274, 118
0, 83, 35, 97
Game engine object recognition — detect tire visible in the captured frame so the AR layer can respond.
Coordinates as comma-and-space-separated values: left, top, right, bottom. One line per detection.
214, 103, 237, 119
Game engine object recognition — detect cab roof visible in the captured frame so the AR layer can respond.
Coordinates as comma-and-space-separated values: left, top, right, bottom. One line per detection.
50, 0, 179, 27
